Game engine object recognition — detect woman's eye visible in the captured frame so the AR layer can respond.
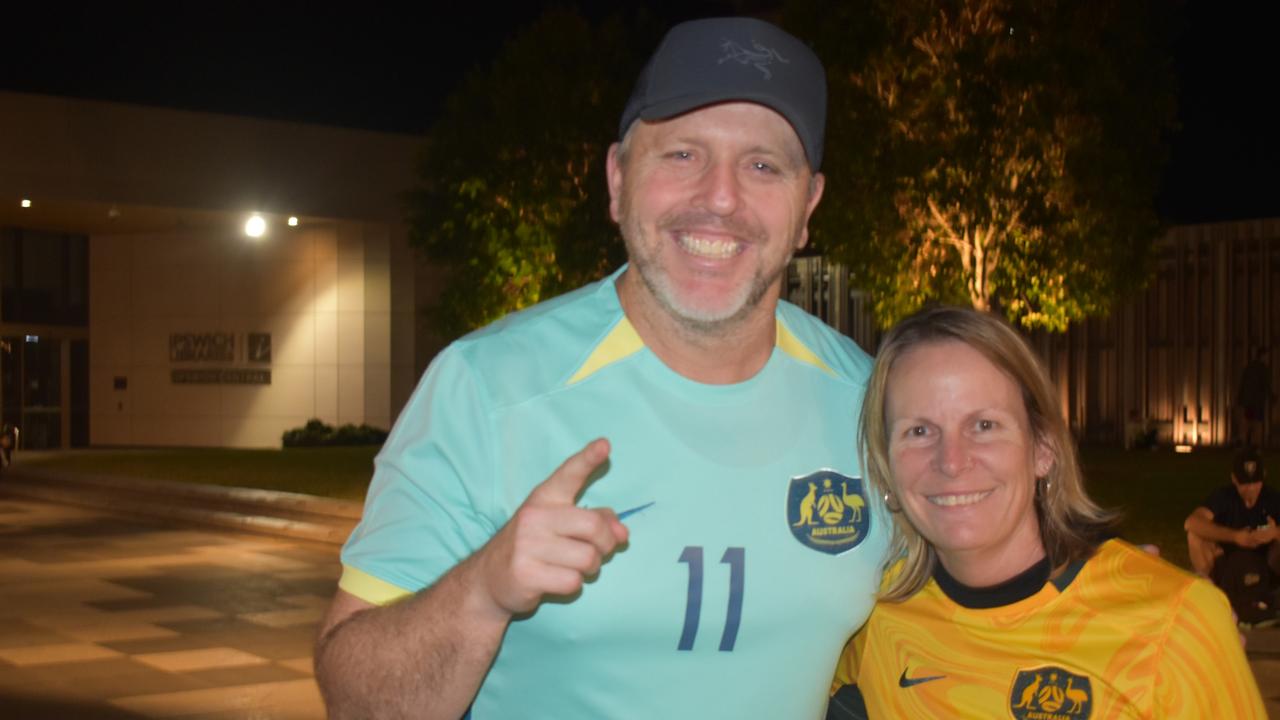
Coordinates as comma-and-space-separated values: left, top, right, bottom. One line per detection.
976, 419, 995, 431
908, 425, 928, 437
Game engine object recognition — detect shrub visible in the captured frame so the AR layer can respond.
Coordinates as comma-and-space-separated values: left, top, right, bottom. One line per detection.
283, 419, 388, 448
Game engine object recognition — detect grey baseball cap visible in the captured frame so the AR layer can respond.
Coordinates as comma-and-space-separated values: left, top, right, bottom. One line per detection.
619, 17, 827, 169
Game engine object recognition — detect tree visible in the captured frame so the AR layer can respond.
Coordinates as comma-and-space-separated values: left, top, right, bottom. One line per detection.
789, 0, 1177, 331
406, 9, 653, 339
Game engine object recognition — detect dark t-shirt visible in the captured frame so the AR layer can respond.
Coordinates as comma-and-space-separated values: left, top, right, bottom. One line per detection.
1203, 484, 1280, 550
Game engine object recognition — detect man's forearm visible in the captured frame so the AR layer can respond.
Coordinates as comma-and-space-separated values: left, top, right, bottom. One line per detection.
315, 559, 510, 720
315, 439, 624, 718
1185, 514, 1243, 545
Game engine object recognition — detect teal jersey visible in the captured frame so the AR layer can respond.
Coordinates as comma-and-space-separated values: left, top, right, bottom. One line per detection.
341, 268, 889, 719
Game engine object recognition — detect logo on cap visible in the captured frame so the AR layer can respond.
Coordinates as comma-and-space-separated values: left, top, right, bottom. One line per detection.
718, 39, 790, 79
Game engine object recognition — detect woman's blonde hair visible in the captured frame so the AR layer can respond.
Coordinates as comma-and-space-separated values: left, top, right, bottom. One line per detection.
862, 305, 1116, 601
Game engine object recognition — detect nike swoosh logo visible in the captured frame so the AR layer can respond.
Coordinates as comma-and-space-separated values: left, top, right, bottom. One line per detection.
617, 501, 656, 521
899, 668, 946, 688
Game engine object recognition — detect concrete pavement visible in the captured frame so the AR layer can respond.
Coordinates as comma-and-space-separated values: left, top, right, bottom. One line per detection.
0, 496, 334, 719
0, 460, 360, 546
2, 464, 1278, 717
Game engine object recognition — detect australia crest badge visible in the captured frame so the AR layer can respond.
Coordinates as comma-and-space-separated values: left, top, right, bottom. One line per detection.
786, 470, 869, 555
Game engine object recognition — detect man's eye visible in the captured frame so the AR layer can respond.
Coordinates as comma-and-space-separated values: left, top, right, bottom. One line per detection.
752, 161, 776, 173
976, 419, 995, 431
669, 150, 692, 160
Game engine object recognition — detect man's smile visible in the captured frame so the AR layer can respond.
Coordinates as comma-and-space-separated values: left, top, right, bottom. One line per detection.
675, 232, 743, 259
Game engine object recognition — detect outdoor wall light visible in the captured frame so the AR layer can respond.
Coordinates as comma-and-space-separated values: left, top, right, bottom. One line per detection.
20, 198, 31, 208
244, 214, 267, 238
288, 216, 298, 227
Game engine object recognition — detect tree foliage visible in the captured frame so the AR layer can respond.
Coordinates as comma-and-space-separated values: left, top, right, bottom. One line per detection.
406, 9, 652, 339
789, 0, 1177, 331
410, 2, 1177, 337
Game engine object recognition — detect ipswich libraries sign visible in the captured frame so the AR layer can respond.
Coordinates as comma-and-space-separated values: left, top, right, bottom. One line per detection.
169, 331, 272, 385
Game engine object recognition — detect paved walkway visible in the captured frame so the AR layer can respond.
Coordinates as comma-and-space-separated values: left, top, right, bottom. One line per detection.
1247, 622, 1280, 717
3, 489, 1278, 718
0, 497, 334, 719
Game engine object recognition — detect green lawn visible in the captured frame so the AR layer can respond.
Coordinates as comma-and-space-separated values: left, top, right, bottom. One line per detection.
17, 446, 379, 501
1081, 445, 1279, 571
16, 443, 1278, 571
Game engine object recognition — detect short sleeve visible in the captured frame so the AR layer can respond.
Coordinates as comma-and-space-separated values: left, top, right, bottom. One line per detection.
338, 345, 500, 604
829, 630, 866, 695
1263, 488, 1280, 520
1153, 578, 1267, 718
1201, 485, 1232, 518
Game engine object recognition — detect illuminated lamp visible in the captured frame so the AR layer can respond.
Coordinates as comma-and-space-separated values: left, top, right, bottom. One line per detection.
244, 214, 267, 238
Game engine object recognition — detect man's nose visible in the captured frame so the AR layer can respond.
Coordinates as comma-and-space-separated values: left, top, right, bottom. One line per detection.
692, 160, 743, 216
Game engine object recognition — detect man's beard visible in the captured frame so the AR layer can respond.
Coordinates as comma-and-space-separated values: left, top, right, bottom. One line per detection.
621, 210, 790, 336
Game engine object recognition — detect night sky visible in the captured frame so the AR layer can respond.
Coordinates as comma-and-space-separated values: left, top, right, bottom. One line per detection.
3, 1, 1276, 224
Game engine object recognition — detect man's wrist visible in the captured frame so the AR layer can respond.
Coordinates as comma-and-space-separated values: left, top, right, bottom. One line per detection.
455, 547, 517, 627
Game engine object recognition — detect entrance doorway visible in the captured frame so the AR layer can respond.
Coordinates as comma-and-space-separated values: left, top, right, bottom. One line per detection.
0, 335, 88, 450
2, 226, 90, 450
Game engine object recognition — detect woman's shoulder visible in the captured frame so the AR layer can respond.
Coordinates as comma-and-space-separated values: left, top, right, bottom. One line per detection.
1077, 539, 1215, 608
1064, 540, 1239, 656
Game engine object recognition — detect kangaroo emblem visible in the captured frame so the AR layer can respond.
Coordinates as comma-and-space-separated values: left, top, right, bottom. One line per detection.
793, 482, 817, 526
1014, 673, 1042, 709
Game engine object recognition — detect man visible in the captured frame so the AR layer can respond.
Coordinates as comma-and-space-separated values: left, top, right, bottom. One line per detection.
1185, 446, 1280, 622
1236, 348, 1273, 446
314, 17, 889, 719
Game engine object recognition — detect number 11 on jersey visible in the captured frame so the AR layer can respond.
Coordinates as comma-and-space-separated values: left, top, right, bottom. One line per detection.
677, 546, 745, 652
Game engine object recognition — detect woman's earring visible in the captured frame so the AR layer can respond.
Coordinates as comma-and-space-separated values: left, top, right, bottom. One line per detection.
1037, 475, 1053, 497
883, 490, 902, 513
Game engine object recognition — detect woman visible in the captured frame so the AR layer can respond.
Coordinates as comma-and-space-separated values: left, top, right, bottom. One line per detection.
829, 306, 1264, 718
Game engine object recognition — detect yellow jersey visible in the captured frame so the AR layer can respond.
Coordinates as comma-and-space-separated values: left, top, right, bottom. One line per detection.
830, 539, 1265, 719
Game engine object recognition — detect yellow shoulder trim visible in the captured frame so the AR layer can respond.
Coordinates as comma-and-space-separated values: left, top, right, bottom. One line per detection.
567, 317, 646, 385
776, 318, 834, 375
339, 565, 413, 606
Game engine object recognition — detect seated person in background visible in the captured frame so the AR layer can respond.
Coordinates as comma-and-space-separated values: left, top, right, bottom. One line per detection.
0, 423, 16, 471
1185, 446, 1280, 624
1123, 409, 1156, 450
829, 306, 1264, 719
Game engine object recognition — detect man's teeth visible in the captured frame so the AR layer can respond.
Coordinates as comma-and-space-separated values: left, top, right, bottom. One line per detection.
928, 491, 991, 507
677, 233, 741, 259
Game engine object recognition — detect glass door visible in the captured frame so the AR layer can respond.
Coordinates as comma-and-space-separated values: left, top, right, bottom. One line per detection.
0, 335, 63, 449
21, 336, 62, 449
0, 337, 17, 439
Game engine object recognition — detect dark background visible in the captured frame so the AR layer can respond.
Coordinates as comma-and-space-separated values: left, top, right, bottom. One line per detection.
2, 1, 1276, 224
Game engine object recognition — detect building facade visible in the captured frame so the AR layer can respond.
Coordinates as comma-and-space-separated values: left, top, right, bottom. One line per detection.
1, 91, 440, 449
788, 220, 1280, 449
5, 90, 1274, 450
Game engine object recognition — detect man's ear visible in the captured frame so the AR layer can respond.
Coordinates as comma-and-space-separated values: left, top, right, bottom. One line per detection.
796, 171, 825, 251
606, 142, 624, 223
